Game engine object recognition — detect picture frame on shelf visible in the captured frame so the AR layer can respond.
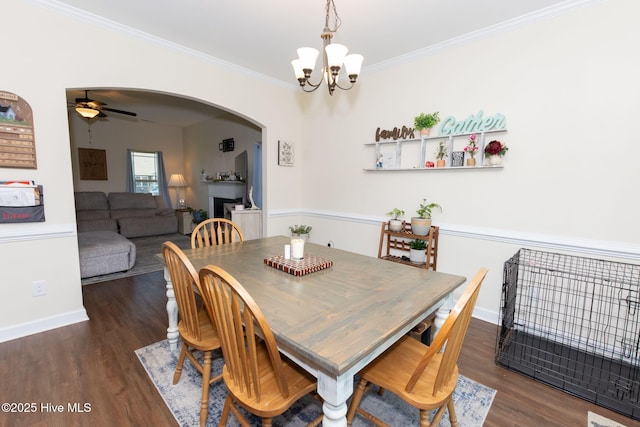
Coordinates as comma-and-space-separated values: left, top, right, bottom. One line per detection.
451, 151, 464, 167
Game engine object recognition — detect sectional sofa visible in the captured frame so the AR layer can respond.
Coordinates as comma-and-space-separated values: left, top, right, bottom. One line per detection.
74, 191, 178, 278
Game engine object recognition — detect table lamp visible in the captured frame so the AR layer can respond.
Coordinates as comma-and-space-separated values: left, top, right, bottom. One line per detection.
168, 173, 187, 209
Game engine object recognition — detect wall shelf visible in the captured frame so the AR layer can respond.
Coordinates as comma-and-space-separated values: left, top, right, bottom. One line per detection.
365, 129, 507, 171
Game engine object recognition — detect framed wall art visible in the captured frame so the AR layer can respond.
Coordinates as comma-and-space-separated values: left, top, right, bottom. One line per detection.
278, 140, 294, 166
0, 90, 37, 169
78, 148, 108, 180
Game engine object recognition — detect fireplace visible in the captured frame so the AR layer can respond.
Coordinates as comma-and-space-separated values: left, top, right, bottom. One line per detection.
207, 181, 246, 218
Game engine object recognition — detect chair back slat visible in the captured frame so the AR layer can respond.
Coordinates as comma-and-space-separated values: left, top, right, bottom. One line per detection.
191, 218, 245, 249
405, 268, 488, 394
162, 241, 204, 341
199, 265, 290, 401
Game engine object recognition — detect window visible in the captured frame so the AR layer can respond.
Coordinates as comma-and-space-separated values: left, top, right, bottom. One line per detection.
130, 151, 159, 195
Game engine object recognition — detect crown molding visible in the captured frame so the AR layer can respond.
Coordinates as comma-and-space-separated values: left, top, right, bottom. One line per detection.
364, 0, 607, 75
27, 0, 296, 90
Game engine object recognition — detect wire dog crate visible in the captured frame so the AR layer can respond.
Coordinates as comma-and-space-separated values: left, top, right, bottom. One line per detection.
495, 248, 640, 420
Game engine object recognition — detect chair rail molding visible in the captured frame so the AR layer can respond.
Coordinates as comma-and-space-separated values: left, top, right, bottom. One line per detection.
269, 208, 640, 261
0, 223, 77, 244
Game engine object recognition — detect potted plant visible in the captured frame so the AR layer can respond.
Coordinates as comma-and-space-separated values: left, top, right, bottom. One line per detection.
464, 133, 479, 166
435, 141, 447, 167
188, 208, 208, 224
413, 112, 440, 136
409, 239, 427, 264
411, 198, 442, 236
386, 208, 405, 232
289, 224, 312, 241
201, 168, 208, 182
484, 140, 508, 166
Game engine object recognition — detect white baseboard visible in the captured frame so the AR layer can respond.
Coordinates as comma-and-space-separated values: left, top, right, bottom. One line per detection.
0, 309, 89, 344
473, 306, 499, 325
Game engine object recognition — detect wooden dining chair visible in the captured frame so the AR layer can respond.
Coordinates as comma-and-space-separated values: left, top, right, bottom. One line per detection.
198, 264, 322, 427
161, 241, 222, 427
346, 268, 488, 427
191, 218, 245, 249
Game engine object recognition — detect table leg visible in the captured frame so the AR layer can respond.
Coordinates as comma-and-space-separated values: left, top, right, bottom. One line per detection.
433, 294, 452, 338
317, 372, 352, 427
164, 266, 179, 351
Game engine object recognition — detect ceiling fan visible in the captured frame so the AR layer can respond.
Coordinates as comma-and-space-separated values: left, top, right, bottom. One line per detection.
73, 90, 137, 119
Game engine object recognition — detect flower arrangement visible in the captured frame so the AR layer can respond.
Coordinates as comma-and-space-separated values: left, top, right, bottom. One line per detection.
464, 134, 479, 158
484, 140, 508, 157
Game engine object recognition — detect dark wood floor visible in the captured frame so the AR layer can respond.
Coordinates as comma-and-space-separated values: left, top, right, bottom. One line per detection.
0, 271, 637, 427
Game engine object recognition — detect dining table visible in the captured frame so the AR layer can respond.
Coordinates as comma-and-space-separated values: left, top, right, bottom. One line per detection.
160, 235, 466, 427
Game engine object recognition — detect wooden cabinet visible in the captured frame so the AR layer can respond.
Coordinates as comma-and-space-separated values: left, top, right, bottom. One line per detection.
378, 221, 439, 271
176, 209, 193, 235
231, 209, 263, 241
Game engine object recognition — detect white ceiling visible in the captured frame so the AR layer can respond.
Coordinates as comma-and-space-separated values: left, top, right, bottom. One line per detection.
58, 0, 583, 126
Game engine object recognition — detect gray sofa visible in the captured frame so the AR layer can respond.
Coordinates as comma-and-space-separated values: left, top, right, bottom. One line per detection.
75, 191, 177, 238
74, 191, 177, 279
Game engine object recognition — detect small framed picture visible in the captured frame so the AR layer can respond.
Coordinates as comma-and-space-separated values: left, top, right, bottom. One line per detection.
278, 140, 294, 166
451, 151, 464, 167
78, 148, 108, 180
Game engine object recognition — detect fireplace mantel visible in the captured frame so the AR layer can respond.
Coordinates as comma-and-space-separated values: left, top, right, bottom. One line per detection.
208, 182, 246, 218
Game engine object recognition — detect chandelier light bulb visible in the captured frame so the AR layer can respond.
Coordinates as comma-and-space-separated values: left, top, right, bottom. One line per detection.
343, 54, 364, 80
291, 59, 306, 79
325, 43, 348, 68
297, 47, 319, 72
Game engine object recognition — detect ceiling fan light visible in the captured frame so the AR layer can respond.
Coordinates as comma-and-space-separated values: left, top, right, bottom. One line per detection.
76, 107, 100, 118
297, 47, 319, 71
325, 43, 348, 68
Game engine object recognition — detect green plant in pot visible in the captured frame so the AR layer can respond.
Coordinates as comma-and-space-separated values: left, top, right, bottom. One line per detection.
409, 239, 428, 264
414, 111, 440, 136
411, 198, 442, 236
435, 140, 448, 167
188, 208, 208, 224
386, 208, 405, 232
289, 224, 312, 241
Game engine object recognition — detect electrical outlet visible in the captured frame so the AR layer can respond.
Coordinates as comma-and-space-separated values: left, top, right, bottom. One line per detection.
32, 280, 47, 297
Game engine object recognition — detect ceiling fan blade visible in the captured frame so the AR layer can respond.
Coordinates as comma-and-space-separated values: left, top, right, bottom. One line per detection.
101, 107, 137, 117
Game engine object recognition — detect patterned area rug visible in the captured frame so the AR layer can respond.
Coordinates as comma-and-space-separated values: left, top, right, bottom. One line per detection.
136, 339, 496, 426
81, 233, 192, 285
588, 411, 628, 427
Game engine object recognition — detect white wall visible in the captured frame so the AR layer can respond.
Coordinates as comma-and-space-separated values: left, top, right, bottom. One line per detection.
0, 0, 305, 341
2, 0, 639, 340
69, 112, 184, 195
290, 0, 640, 321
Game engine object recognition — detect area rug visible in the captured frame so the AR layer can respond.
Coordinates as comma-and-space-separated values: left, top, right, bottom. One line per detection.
81, 233, 192, 285
588, 411, 627, 427
136, 339, 496, 426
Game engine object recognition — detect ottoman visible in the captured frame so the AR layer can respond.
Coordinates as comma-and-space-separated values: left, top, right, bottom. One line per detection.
78, 231, 137, 279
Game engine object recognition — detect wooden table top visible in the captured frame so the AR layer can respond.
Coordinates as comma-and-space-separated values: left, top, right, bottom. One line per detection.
173, 235, 466, 376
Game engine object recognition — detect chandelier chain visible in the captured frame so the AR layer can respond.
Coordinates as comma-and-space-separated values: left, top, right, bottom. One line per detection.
324, 0, 341, 33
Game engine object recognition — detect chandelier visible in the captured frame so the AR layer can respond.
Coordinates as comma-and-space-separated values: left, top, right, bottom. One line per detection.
291, 0, 363, 95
